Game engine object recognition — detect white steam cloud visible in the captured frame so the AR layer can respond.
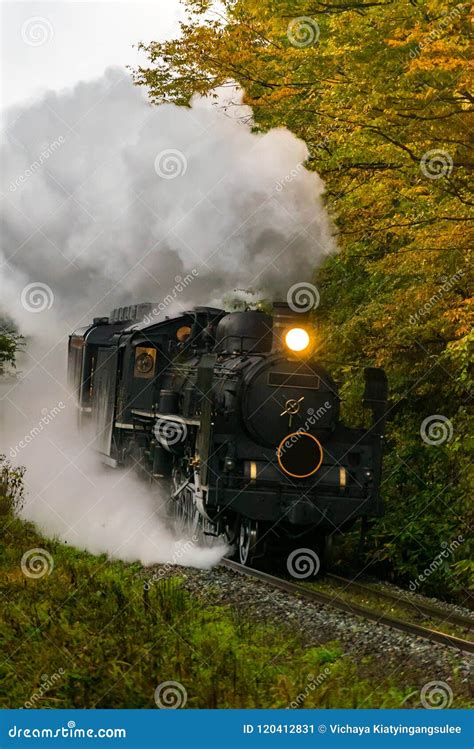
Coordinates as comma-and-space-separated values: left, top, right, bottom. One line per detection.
0, 68, 335, 567
1, 349, 226, 569
1, 67, 334, 334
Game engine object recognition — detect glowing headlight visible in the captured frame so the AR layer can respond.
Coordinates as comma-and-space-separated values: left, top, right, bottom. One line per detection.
285, 327, 310, 352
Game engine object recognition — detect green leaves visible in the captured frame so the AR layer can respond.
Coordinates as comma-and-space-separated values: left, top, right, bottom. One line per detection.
132, 0, 472, 594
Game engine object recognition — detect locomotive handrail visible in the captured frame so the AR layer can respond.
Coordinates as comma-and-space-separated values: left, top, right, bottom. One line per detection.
213, 333, 270, 354
131, 408, 200, 426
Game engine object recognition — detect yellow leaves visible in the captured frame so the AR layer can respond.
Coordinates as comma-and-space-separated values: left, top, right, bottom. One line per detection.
135, 0, 472, 305
410, 55, 466, 73
385, 38, 408, 49
454, 324, 471, 336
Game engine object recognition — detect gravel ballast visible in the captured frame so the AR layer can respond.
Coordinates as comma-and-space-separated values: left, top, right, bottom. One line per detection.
143, 562, 472, 697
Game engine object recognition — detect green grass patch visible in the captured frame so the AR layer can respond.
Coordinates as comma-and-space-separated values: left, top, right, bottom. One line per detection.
0, 494, 468, 709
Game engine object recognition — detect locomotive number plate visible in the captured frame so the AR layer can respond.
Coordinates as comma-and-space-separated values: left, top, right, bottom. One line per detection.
268, 372, 320, 389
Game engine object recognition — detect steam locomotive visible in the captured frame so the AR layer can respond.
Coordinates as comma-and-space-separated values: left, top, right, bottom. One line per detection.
68, 302, 388, 566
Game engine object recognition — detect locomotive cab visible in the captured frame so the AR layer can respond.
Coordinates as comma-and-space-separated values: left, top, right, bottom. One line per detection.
68, 317, 128, 417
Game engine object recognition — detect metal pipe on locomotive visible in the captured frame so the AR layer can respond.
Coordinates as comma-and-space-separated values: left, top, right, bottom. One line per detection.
68, 302, 388, 566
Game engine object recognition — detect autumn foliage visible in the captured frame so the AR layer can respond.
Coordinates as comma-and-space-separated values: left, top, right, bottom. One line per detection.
134, 0, 473, 594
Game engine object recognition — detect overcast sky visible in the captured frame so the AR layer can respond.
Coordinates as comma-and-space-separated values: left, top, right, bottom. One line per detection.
0, 0, 184, 113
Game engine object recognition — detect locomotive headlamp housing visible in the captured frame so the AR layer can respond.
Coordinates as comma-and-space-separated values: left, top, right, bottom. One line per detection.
285, 327, 310, 353
176, 325, 191, 342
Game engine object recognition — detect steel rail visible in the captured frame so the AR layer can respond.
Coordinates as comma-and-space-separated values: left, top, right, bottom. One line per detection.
325, 573, 474, 630
221, 558, 474, 654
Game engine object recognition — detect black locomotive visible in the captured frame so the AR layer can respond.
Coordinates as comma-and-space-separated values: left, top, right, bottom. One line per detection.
68, 302, 388, 566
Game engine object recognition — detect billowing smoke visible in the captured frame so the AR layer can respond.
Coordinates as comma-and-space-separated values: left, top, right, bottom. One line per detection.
1, 67, 334, 335
0, 68, 335, 567
1, 343, 227, 569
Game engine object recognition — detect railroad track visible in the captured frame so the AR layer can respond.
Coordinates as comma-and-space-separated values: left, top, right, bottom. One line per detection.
221, 558, 474, 654
325, 573, 474, 631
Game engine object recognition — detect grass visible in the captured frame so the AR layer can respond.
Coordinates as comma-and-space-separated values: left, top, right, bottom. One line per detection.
0, 492, 470, 709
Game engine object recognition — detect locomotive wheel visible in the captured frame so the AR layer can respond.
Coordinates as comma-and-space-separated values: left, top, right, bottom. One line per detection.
173, 491, 189, 532
224, 516, 239, 547
238, 517, 260, 566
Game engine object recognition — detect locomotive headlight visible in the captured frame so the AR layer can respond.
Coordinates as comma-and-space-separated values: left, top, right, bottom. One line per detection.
285, 327, 310, 353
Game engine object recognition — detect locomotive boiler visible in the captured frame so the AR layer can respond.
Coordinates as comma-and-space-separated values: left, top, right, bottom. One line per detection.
68, 302, 388, 566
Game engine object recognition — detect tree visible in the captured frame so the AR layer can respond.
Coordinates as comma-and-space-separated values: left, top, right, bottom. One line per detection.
133, 0, 473, 593
0, 319, 20, 374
